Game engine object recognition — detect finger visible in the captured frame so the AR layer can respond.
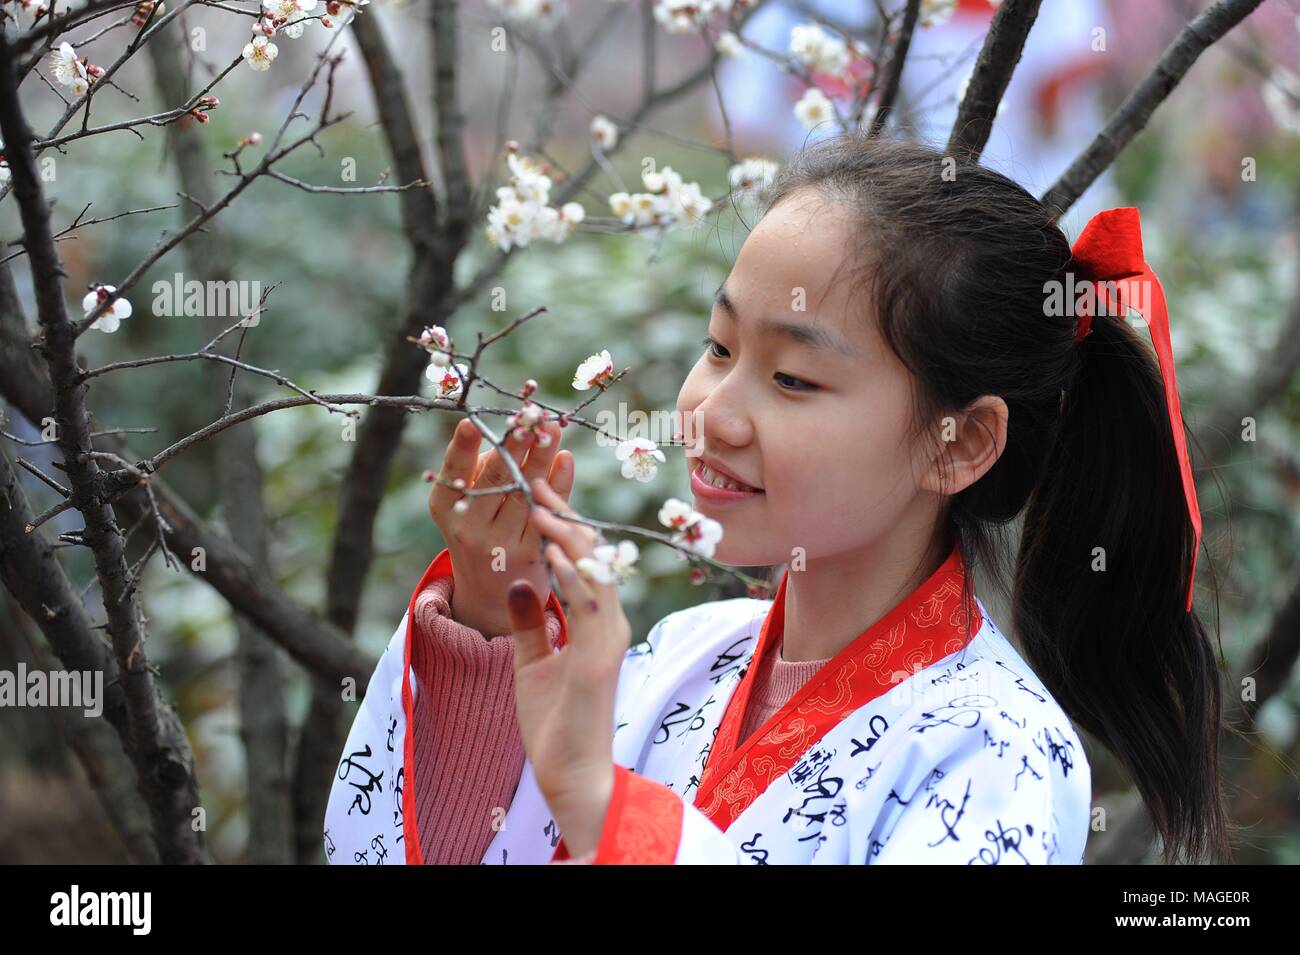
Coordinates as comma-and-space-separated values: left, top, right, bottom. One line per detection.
499, 420, 563, 534
529, 480, 598, 557
521, 419, 563, 485
543, 542, 600, 627
464, 429, 535, 530
518, 449, 573, 544
530, 475, 576, 517
549, 449, 576, 504
456, 450, 496, 520
429, 418, 482, 518
507, 579, 553, 667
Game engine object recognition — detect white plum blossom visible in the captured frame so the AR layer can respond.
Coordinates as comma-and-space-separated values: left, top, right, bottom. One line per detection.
487, 0, 565, 24
572, 349, 615, 390
608, 192, 632, 220
263, 0, 317, 38
615, 437, 666, 482
920, 0, 956, 27
576, 539, 640, 585
728, 158, 779, 201
508, 399, 553, 445
83, 285, 132, 333
505, 152, 550, 203
427, 361, 469, 400
607, 162, 712, 230
789, 23, 849, 77
676, 513, 723, 558
49, 43, 90, 96
531, 201, 586, 244
416, 324, 453, 366
243, 35, 279, 71
715, 31, 745, 58
793, 86, 835, 130
658, 497, 723, 559
590, 114, 619, 151
652, 0, 715, 33
658, 497, 697, 531
483, 150, 586, 251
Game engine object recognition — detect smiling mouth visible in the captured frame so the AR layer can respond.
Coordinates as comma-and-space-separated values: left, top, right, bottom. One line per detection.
693, 460, 764, 493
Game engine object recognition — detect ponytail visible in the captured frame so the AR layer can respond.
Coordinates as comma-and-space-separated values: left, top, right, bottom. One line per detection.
1014, 310, 1230, 864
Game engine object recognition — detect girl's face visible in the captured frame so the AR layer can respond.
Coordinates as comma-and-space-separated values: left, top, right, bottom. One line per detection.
675, 187, 942, 568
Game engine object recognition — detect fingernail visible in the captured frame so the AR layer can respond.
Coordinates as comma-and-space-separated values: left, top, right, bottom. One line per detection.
507, 581, 544, 628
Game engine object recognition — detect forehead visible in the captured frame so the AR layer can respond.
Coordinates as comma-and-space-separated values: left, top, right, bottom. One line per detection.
720, 190, 870, 357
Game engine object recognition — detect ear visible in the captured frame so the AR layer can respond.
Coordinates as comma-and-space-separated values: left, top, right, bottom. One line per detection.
919, 395, 1008, 497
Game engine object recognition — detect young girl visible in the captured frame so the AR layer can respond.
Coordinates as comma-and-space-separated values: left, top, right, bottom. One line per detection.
324, 135, 1228, 866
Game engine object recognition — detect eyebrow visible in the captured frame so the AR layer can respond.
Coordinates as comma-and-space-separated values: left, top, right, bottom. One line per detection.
713, 281, 858, 358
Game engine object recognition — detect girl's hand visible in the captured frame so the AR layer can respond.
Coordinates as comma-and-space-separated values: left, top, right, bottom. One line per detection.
428, 417, 574, 637
506, 476, 630, 858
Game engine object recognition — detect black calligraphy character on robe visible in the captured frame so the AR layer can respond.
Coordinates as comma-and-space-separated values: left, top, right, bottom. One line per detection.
337, 744, 385, 816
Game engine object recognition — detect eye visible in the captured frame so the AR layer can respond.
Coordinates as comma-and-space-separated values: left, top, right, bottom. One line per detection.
701, 336, 820, 392
774, 372, 819, 393
700, 335, 729, 359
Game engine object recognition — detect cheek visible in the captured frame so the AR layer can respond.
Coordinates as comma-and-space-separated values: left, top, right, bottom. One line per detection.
765, 405, 919, 525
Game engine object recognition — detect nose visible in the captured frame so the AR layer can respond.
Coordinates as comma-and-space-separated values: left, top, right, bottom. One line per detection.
679, 371, 755, 455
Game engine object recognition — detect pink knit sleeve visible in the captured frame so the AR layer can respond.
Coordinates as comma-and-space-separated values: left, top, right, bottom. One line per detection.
408, 568, 563, 865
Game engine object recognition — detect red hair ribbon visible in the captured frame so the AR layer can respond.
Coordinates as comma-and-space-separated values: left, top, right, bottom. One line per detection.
1069, 206, 1201, 613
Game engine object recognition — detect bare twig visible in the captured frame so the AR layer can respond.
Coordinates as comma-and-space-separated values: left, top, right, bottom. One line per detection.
1041, 0, 1268, 218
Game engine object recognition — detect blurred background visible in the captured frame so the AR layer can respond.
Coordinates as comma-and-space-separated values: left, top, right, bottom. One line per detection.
1, 0, 1297, 863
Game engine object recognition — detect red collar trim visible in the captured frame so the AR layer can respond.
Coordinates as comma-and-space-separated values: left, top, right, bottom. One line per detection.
692, 544, 981, 830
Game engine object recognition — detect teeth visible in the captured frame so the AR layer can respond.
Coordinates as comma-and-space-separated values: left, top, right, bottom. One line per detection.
698, 462, 758, 493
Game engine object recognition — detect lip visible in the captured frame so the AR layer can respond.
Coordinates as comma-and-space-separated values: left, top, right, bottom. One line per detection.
697, 454, 762, 490
690, 458, 765, 503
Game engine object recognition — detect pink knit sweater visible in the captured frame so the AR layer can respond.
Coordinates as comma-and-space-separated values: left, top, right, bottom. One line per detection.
409, 569, 828, 864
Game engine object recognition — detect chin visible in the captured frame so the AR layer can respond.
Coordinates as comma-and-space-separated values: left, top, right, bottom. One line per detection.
705, 542, 760, 569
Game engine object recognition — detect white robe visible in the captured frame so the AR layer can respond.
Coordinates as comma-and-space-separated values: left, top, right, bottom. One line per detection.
324, 546, 1093, 865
